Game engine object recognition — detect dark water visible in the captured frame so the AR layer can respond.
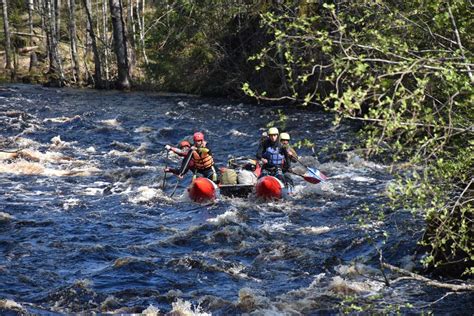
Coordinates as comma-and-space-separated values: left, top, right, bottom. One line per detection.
0, 84, 472, 315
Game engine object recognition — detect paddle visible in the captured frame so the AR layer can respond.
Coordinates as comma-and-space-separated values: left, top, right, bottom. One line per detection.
178, 149, 194, 177
288, 170, 322, 184
293, 157, 328, 183
162, 149, 169, 189
169, 149, 194, 197
169, 179, 180, 197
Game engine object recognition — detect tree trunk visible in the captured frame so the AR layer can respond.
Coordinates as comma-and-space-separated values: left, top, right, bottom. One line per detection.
123, 0, 134, 77
102, 0, 110, 82
54, 0, 60, 39
128, 0, 135, 46
67, 0, 80, 82
136, 0, 148, 64
83, 0, 104, 88
84, 0, 92, 51
109, 0, 130, 89
28, 0, 34, 44
27, 0, 38, 71
1, 0, 12, 69
44, 0, 55, 72
46, 0, 65, 83
53, 0, 65, 81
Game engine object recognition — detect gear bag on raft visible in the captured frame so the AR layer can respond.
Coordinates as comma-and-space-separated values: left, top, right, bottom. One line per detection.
220, 168, 238, 185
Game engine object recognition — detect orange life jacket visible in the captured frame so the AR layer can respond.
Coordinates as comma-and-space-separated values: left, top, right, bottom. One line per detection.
192, 147, 214, 170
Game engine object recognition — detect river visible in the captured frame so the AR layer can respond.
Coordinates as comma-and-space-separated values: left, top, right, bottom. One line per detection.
0, 84, 472, 315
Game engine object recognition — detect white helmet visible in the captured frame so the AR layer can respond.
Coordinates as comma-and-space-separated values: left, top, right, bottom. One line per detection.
279, 132, 290, 141
268, 127, 279, 135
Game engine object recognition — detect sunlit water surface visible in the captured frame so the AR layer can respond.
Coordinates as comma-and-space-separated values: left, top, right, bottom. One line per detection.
0, 84, 472, 315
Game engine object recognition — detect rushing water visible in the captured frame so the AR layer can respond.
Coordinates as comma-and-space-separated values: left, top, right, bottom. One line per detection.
0, 84, 472, 315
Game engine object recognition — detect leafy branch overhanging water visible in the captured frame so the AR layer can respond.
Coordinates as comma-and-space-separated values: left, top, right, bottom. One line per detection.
242, 1, 473, 277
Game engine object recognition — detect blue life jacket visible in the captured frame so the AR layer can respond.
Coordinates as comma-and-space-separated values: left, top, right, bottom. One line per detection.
263, 146, 284, 167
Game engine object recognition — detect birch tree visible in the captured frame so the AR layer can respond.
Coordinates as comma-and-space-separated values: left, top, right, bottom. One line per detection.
136, 0, 147, 64
67, 0, 80, 82
44, 0, 65, 82
27, 0, 38, 71
102, 0, 110, 81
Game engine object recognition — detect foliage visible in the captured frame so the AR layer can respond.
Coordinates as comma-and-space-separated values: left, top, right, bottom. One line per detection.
243, 1, 473, 275
144, 0, 267, 95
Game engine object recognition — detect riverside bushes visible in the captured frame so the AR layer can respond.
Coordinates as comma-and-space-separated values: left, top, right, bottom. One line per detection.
243, 1, 473, 276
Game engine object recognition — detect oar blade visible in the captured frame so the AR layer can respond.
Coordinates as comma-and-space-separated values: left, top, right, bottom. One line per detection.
302, 175, 321, 184
304, 167, 328, 182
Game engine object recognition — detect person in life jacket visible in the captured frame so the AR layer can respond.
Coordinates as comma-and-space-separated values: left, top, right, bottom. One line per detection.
256, 127, 292, 183
164, 140, 194, 176
279, 132, 298, 166
178, 132, 218, 183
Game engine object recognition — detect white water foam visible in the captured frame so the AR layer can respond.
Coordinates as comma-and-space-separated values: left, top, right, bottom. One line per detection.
100, 118, 121, 128
227, 129, 250, 137
141, 304, 160, 315
0, 212, 14, 222
0, 299, 27, 313
260, 219, 291, 233
128, 186, 163, 203
43, 115, 81, 123
12, 137, 41, 149
86, 146, 96, 153
134, 126, 153, 133
328, 275, 384, 295
207, 209, 241, 225
50, 135, 77, 150
63, 198, 81, 210
298, 226, 332, 235
81, 187, 105, 196
169, 299, 211, 316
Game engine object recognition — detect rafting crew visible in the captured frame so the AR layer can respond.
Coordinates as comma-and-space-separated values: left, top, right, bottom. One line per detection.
164, 132, 218, 183
256, 127, 294, 187
164, 128, 298, 188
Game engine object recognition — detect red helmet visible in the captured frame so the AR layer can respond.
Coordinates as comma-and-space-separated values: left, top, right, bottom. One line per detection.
179, 140, 191, 148
193, 132, 204, 142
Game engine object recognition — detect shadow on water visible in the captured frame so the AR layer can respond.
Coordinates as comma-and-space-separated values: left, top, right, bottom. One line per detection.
0, 84, 472, 314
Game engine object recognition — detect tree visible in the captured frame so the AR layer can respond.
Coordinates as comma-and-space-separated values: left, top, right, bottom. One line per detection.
27, 0, 38, 71
42, 0, 65, 84
1, 0, 12, 69
83, 0, 104, 88
109, 0, 131, 89
67, 0, 80, 82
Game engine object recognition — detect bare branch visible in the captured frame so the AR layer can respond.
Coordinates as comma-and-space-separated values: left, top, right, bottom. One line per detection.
383, 263, 474, 291
447, 4, 474, 83
451, 178, 474, 215
417, 292, 457, 309
342, 116, 473, 133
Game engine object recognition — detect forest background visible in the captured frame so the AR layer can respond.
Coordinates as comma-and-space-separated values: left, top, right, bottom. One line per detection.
0, 0, 472, 277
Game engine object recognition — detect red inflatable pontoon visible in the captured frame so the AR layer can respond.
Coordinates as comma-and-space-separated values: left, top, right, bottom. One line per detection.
255, 176, 284, 200
188, 177, 217, 202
